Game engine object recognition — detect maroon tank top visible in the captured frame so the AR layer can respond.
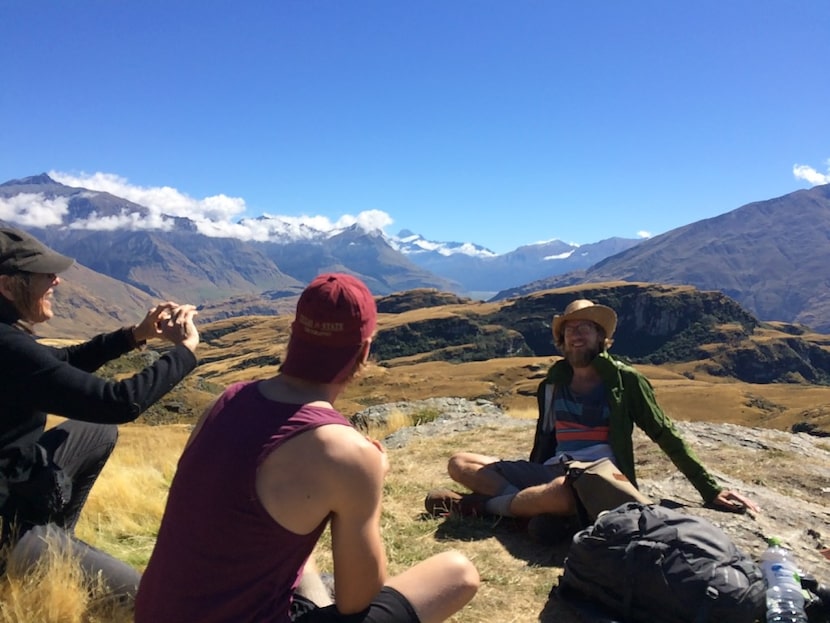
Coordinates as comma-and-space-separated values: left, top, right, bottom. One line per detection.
135, 381, 351, 623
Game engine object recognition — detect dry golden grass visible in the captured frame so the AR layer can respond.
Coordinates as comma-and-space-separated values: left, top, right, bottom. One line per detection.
0, 421, 192, 622
191, 313, 830, 433
293, 422, 560, 623
74, 423, 192, 567
379, 425, 565, 623
1, 543, 92, 623
21, 284, 830, 621
1, 416, 558, 622
0, 528, 133, 623
5, 345, 830, 621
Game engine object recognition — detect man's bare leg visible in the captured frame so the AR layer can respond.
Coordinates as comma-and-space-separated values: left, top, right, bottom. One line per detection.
447, 452, 512, 496
386, 550, 479, 623
507, 476, 577, 517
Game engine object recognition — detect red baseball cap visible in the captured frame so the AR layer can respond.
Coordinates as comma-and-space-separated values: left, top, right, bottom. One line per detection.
281, 273, 377, 383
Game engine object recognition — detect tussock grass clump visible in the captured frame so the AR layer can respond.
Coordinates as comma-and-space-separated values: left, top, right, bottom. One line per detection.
0, 422, 192, 622
363, 407, 444, 439
0, 528, 132, 623
76, 424, 192, 567
364, 410, 413, 439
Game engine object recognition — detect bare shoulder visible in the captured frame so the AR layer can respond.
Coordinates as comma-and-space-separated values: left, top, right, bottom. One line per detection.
309, 425, 387, 516
256, 423, 384, 534
313, 425, 386, 481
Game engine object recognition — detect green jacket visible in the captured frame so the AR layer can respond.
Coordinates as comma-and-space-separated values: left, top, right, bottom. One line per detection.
531, 351, 722, 504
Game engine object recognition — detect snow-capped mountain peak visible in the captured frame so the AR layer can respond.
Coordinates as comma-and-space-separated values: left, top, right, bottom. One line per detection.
388, 229, 497, 258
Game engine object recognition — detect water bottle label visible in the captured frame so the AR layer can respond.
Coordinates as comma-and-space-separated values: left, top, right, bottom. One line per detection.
768, 563, 799, 582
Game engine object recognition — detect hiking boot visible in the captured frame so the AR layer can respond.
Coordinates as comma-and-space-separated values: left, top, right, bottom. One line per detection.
424, 488, 491, 518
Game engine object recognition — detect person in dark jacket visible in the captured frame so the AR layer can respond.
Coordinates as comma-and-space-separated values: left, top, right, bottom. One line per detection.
425, 298, 758, 531
0, 225, 199, 599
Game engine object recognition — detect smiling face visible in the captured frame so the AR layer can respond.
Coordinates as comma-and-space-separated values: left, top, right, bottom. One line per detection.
25, 272, 59, 323
0, 271, 60, 324
561, 320, 603, 368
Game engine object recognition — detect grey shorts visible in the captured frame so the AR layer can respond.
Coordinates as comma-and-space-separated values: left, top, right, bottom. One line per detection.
489, 459, 567, 490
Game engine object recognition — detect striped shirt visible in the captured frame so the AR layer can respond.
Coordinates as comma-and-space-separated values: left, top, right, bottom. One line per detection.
544, 382, 614, 464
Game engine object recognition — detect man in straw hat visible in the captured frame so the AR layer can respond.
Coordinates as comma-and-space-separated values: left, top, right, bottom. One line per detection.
426, 298, 758, 538
137, 273, 478, 623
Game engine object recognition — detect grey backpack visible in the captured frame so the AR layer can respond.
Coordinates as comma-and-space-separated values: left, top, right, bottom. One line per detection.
558, 502, 766, 623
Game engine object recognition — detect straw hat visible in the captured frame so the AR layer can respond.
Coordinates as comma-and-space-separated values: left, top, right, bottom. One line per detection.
552, 299, 617, 342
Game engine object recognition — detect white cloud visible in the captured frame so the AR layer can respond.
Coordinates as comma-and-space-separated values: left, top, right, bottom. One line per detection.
50, 171, 247, 222
197, 219, 273, 241
637, 230, 652, 239
336, 209, 394, 233
793, 160, 830, 185
0, 193, 69, 227
45, 171, 396, 242
259, 213, 340, 233
69, 210, 176, 232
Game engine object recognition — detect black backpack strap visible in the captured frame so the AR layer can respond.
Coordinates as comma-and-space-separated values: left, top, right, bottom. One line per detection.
694, 586, 720, 623
622, 541, 639, 622
693, 547, 721, 623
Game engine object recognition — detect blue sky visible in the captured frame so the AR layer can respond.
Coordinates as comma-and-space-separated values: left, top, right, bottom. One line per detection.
1, 1, 828, 254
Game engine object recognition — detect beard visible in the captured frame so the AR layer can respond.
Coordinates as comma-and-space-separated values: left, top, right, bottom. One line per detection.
565, 343, 601, 368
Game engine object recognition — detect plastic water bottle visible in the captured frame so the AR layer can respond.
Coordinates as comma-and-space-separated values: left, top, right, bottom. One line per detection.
760, 537, 808, 623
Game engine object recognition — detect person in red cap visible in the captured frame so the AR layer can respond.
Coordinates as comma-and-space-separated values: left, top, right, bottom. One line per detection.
0, 226, 199, 595
136, 273, 479, 623
426, 298, 758, 540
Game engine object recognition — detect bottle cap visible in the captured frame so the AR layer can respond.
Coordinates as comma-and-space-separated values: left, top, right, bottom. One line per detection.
767, 536, 782, 546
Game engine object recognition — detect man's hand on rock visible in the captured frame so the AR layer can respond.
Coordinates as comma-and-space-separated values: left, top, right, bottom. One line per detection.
712, 489, 760, 515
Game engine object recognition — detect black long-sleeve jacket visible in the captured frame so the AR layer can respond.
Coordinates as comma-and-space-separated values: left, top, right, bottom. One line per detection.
0, 319, 198, 452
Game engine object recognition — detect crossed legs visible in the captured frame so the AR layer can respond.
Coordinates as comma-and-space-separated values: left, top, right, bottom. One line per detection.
447, 452, 577, 517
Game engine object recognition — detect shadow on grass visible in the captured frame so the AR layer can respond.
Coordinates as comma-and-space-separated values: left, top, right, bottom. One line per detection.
425, 513, 593, 621
425, 512, 569, 568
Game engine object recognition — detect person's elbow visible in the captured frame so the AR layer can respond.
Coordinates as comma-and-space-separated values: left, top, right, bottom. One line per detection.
333, 578, 385, 616
331, 552, 387, 615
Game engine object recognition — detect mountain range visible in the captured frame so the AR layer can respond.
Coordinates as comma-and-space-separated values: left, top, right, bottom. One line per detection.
494, 183, 830, 332
2, 173, 830, 332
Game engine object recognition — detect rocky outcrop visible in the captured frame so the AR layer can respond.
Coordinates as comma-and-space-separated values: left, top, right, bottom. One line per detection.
488, 282, 758, 359
369, 282, 830, 385
376, 289, 472, 313
373, 316, 534, 363
708, 337, 830, 384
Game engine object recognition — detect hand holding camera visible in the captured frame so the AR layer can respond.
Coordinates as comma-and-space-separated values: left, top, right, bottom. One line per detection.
133, 301, 200, 353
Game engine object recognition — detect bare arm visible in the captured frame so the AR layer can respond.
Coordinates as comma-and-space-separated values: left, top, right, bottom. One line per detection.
328, 432, 389, 614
